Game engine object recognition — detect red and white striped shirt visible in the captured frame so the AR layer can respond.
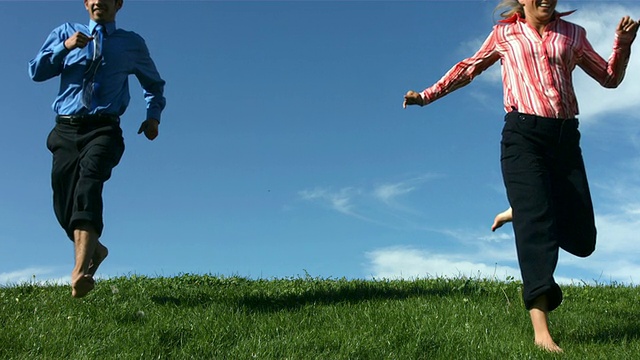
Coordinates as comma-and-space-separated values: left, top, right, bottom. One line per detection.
421, 11, 633, 119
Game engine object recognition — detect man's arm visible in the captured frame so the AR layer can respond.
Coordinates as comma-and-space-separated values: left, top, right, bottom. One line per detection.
132, 34, 166, 140
29, 25, 92, 82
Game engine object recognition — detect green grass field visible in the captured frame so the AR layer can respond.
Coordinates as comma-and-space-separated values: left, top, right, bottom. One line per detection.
1, 275, 639, 359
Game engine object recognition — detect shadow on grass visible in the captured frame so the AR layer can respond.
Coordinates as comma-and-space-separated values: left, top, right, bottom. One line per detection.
237, 279, 510, 312
568, 308, 640, 344
143, 276, 521, 313
147, 284, 428, 311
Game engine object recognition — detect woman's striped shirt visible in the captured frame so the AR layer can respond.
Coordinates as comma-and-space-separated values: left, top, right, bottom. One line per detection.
421, 11, 633, 119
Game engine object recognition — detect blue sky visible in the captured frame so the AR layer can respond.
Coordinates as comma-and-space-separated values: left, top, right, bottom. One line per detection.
1, 0, 639, 286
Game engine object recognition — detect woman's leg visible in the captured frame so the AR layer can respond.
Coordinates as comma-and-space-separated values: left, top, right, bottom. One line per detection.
501, 113, 564, 351
529, 295, 563, 352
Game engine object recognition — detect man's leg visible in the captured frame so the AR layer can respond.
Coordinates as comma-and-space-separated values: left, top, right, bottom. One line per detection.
48, 125, 96, 297
70, 126, 124, 297
71, 221, 98, 298
47, 125, 80, 240
49, 124, 124, 297
88, 241, 109, 276
71, 219, 110, 297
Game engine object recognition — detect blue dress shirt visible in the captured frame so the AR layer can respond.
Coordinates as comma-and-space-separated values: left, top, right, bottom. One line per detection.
29, 20, 166, 121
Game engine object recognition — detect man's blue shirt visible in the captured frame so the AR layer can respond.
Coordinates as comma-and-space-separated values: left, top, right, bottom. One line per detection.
29, 20, 166, 121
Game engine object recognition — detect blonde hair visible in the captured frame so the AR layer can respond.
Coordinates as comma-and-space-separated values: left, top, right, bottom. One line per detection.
495, 0, 524, 19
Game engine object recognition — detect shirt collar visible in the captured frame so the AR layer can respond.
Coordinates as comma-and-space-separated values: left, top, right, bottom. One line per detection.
89, 20, 116, 35
499, 10, 576, 24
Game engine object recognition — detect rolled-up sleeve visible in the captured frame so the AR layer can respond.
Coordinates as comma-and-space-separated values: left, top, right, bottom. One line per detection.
133, 36, 166, 122
578, 31, 633, 89
29, 25, 71, 82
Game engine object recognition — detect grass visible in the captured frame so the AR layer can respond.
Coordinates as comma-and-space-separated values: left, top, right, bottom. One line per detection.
1, 274, 639, 359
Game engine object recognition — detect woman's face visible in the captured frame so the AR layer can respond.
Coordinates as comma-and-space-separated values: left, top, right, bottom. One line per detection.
520, 0, 557, 24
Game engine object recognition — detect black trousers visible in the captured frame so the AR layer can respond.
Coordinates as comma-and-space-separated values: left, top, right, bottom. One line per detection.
46, 122, 125, 240
501, 111, 596, 311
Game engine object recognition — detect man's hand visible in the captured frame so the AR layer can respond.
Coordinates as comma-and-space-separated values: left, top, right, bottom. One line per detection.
403, 90, 425, 109
137, 119, 160, 140
616, 16, 639, 43
64, 32, 94, 51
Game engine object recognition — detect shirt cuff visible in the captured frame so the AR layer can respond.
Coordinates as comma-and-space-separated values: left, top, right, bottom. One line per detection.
146, 109, 162, 123
613, 32, 635, 49
419, 91, 429, 106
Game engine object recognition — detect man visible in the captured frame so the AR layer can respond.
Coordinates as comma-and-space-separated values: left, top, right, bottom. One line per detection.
29, 0, 166, 298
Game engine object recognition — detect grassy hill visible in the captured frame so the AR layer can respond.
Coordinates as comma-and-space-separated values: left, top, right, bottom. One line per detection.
1, 275, 639, 359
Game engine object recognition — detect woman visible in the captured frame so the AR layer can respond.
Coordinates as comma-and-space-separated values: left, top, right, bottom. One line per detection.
403, 0, 638, 352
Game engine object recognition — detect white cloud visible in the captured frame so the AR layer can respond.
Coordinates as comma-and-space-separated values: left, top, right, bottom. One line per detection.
573, 153, 640, 284
570, 5, 640, 123
594, 212, 640, 255
0, 267, 69, 286
361, 206, 640, 285
365, 246, 521, 281
363, 245, 626, 285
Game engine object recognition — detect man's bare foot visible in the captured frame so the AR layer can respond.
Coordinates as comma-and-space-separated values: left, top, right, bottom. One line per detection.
87, 243, 108, 276
491, 207, 513, 231
535, 336, 563, 353
71, 274, 95, 298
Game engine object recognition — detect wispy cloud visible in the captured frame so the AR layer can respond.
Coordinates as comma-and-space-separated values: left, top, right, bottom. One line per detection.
299, 186, 370, 221
299, 174, 441, 226
372, 175, 439, 206
373, 182, 415, 205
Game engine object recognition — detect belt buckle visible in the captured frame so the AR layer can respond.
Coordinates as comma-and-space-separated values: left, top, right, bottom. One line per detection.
68, 116, 84, 125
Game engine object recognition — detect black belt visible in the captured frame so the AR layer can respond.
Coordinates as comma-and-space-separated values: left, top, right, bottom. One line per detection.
55, 114, 120, 126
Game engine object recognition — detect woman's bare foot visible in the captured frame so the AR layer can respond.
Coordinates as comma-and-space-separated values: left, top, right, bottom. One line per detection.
71, 274, 95, 298
87, 242, 108, 277
491, 207, 513, 231
535, 334, 563, 353
530, 297, 563, 353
